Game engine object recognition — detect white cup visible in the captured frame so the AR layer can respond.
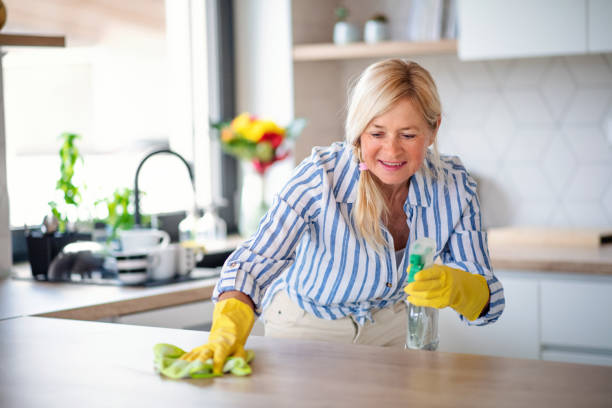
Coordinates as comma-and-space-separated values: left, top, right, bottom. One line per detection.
119, 229, 170, 253
146, 245, 176, 281
174, 244, 203, 276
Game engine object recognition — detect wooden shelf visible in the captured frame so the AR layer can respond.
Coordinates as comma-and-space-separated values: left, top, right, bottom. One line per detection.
293, 39, 457, 61
0, 33, 65, 47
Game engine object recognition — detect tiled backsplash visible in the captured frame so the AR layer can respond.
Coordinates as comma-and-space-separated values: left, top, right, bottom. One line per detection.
419, 54, 612, 229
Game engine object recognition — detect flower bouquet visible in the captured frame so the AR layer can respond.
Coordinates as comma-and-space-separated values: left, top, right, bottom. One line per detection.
212, 112, 306, 174
211, 113, 306, 236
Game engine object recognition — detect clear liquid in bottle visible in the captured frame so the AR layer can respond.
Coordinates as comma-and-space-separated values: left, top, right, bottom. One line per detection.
404, 237, 439, 351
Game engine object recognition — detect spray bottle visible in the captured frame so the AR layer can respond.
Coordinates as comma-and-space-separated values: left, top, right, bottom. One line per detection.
405, 238, 439, 351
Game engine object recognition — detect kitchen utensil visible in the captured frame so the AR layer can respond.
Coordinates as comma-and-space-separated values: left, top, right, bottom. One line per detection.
118, 229, 169, 253
175, 243, 203, 276
146, 245, 176, 281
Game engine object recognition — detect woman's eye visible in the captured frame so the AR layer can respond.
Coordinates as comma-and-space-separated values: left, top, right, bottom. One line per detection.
370, 132, 384, 138
401, 134, 416, 139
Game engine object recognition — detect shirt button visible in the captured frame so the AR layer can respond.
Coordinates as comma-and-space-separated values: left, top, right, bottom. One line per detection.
386, 282, 392, 288
230, 262, 238, 268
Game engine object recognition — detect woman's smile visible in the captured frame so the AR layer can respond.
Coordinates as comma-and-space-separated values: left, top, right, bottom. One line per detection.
378, 159, 407, 170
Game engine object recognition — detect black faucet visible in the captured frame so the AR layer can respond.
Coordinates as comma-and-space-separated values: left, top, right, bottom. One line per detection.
133, 149, 195, 227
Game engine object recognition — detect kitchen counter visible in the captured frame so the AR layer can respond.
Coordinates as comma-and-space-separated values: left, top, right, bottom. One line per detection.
489, 243, 612, 275
0, 272, 218, 321
1, 316, 610, 408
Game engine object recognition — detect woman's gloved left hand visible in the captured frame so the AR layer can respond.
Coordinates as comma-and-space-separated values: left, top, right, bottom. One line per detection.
404, 265, 490, 321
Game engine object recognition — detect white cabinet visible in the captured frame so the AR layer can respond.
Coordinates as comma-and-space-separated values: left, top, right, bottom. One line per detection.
110, 300, 266, 335
540, 279, 612, 350
438, 270, 612, 366
588, 0, 612, 52
458, 0, 612, 60
438, 271, 540, 359
115, 300, 215, 330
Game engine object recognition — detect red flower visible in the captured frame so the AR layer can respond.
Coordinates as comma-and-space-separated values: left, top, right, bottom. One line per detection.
260, 132, 284, 148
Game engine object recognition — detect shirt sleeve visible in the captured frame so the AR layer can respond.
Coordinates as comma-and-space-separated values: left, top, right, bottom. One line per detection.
440, 193, 506, 326
212, 160, 323, 315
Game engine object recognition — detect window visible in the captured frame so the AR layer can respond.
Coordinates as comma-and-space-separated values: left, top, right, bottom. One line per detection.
3, 0, 213, 228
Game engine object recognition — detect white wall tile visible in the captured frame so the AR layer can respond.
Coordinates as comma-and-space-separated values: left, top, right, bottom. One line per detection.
483, 99, 515, 159
428, 54, 612, 228
451, 61, 497, 90
548, 205, 572, 227
447, 91, 497, 127
565, 164, 612, 200
445, 127, 493, 162
504, 89, 554, 125
541, 59, 576, 121
504, 58, 551, 89
605, 104, 612, 147
562, 88, 612, 124
541, 135, 577, 195
512, 200, 557, 226
562, 125, 612, 163
486, 59, 515, 86
602, 185, 612, 224
563, 201, 612, 228
504, 163, 556, 200
565, 55, 612, 86
505, 125, 555, 162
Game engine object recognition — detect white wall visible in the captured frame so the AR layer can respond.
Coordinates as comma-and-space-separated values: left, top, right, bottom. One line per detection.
233, 0, 296, 202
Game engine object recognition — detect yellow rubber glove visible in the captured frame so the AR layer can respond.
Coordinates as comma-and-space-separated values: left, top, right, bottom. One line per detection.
404, 264, 490, 321
178, 298, 255, 374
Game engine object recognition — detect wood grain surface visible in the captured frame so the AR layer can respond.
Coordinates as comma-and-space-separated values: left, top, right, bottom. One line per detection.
1, 317, 610, 408
0, 276, 218, 320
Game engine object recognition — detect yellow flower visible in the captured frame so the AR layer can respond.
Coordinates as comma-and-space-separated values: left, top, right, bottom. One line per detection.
244, 120, 285, 142
230, 112, 254, 135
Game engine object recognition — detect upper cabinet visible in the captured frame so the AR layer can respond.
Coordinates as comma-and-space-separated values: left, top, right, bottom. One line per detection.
458, 0, 612, 60
589, 0, 612, 52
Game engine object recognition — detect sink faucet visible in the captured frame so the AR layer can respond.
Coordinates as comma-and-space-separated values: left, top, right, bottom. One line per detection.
133, 148, 195, 227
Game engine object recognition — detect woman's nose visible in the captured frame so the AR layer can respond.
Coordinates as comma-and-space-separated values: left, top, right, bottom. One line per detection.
385, 137, 402, 155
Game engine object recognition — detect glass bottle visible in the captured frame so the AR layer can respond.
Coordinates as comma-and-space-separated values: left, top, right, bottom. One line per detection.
405, 238, 439, 351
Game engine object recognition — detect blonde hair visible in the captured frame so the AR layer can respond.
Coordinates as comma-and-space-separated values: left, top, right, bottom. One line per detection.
345, 59, 442, 250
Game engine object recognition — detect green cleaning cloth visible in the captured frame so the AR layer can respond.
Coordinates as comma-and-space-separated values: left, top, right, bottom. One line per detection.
153, 343, 254, 379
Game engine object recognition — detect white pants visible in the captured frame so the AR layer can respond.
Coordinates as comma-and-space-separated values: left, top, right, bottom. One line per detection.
263, 290, 407, 348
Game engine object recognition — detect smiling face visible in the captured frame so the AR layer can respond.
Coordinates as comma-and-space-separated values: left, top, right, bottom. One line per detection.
359, 98, 438, 191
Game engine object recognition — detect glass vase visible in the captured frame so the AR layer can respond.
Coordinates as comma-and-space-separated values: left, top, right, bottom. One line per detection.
238, 161, 269, 237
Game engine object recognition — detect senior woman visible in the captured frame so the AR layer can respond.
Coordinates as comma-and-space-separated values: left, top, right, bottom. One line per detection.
179, 59, 505, 374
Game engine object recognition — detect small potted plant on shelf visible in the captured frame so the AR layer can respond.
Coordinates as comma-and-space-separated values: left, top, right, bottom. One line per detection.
364, 13, 390, 43
333, 5, 360, 45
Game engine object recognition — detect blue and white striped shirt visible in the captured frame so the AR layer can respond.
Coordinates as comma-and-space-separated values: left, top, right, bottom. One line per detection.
213, 142, 505, 326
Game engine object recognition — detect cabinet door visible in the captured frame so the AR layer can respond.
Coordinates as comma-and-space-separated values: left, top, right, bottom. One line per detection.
540, 278, 612, 350
437, 272, 539, 359
458, 0, 587, 60
588, 0, 612, 52
117, 301, 214, 330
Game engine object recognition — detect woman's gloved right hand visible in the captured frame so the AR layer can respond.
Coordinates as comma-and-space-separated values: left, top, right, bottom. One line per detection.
174, 297, 255, 375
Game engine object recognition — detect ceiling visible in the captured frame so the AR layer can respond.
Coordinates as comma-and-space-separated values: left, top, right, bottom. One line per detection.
2, 0, 165, 46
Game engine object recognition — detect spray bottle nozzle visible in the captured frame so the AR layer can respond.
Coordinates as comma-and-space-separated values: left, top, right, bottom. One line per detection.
407, 254, 424, 283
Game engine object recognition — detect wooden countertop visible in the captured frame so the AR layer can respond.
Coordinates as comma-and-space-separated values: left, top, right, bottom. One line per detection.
0, 273, 218, 321
1, 316, 610, 408
489, 243, 612, 275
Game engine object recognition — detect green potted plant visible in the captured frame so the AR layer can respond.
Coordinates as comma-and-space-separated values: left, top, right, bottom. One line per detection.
333, 5, 360, 45
94, 187, 149, 244
364, 13, 390, 43
26, 132, 91, 279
